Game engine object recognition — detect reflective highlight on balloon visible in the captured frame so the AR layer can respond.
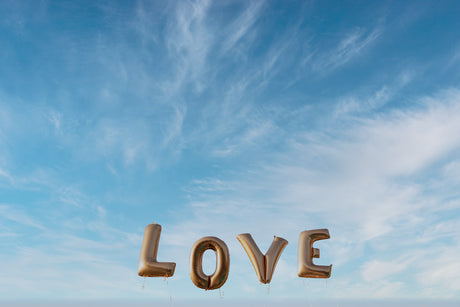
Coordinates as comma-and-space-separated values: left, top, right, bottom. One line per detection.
189, 236, 230, 290
297, 229, 332, 278
138, 223, 176, 277
237, 233, 288, 284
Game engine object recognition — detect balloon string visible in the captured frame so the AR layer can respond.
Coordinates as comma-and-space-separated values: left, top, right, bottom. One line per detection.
165, 277, 172, 306
142, 277, 146, 291
219, 288, 224, 299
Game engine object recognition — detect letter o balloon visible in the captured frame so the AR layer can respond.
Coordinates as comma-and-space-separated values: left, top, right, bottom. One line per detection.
189, 236, 230, 290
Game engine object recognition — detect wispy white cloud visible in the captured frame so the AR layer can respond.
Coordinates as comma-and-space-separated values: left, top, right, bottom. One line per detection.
163, 0, 214, 93
416, 246, 460, 296
45, 110, 62, 133
220, 1, 265, 55
0, 168, 13, 183
0, 185, 147, 300
313, 27, 382, 73
0, 243, 143, 300
361, 258, 412, 282
0, 204, 45, 230
334, 86, 391, 116
334, 70, 415, 117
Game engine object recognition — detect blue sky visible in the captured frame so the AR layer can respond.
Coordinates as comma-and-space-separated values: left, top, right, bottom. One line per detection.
1, 0, 460, 305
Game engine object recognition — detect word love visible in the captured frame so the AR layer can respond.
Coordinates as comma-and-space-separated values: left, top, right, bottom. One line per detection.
138, 223, 332, 290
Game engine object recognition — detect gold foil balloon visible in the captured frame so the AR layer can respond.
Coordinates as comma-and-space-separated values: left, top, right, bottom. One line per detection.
236, 233, 288, 284
189, 236, 230, 290
138, 223, 176, 277
297, 229, 332, 278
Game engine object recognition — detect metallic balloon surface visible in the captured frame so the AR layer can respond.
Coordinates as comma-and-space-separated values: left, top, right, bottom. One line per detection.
189, 236, 230, 290
297, 229, 332, 278
237, 233, 288, 284
138, 223, 176, 277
